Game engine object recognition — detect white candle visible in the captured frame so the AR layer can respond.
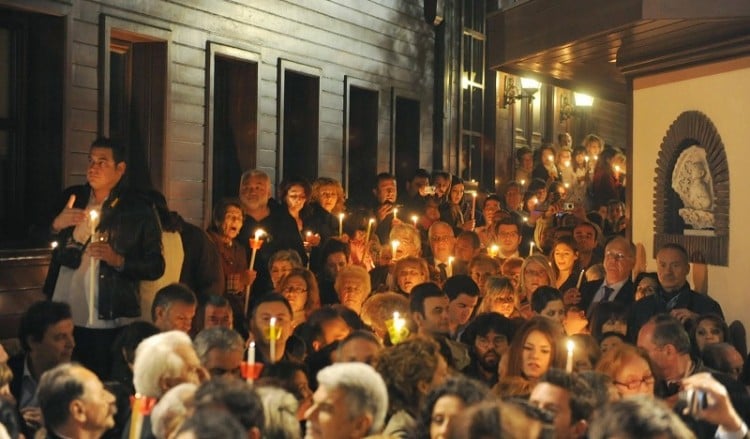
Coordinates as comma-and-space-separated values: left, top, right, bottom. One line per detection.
411, 215, 418, 228
269, 317, 277, 363
575, 269, 585, 289
564, 160, 571, 168
471, 192, 477, 220
248, 229, 265, 270
566, 339, 575, 373
391, 240, 400, 259
520, 179, 526, 187
88, 210, 99, 325
584, 156, 590, 164
248, 341, 256, 365
393, 207, 398, 220
365, 218, 375, 243
338, 213, 345, 236
448, 256, 454, 275
50, 241, 58, 249
529, 241, 535, 255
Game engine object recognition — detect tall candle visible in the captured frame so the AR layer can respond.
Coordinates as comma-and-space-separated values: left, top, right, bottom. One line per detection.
88, 210, 99, 325
411, 215, 418, 228
269, 317, 277, 364
249, 229, 265, 270
391, 240, 400, 260
529, 241, 535, 255
338, 213, 345, 236
448, 256, 454, 276
471, 192, 477, 220
393, 207, 398, 220
566, 339, 575, 373
365, 218, 375, 243
246, 341, 256, 383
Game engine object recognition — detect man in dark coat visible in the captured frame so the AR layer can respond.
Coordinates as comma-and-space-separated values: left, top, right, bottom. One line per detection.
578, 236, 636, 317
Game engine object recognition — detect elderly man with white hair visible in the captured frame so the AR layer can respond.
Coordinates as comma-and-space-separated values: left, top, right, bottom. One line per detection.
304, 362, 388, 439
126, 331, 207, 438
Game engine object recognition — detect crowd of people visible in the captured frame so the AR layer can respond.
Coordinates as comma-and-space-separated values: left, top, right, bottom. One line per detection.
0, 134, 748, 439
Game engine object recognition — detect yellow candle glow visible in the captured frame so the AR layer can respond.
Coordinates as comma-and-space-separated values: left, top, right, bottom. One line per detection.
391, 240, 400, 259
488, 244, 499, 258
269, 317, 277, 363
520, 179, 526, 186
411, 215, 418, 227
393, 207, 398, 219
566, 339, 575, 373
338, 213, 345, 236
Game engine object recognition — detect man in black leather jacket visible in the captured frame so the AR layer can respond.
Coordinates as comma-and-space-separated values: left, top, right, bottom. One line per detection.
44, 138, 164, 379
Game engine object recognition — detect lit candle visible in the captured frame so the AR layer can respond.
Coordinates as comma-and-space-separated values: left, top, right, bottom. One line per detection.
393, 207, 398, 220
448, 256, 454, 275
530, 196, 538, 209
566, 339, 575, 373
529, 241, 535, 255
411, 215, 418, 228
522, 216, 528, 223
269, 317, 277, 364
488, 244, 499, 258
584, 156, 590, 164
564, 160, 571, 168
246, 229, 266, 315
365, 218, 375, 243
564, 182, 570, 189
471, 191, 478, 220
520, 179, 526, 187
391, 240, 400, 260
88, 210, 99, 326
547, 154, 554, 162
338, 213, 345, 237
393, 311, 404, 333
50, 241, 58, 249
246, 341, 256, 383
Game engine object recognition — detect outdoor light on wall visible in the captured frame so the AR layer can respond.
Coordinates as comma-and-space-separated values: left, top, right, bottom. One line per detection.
502, 76, 540, 108
559, 92, 595, 122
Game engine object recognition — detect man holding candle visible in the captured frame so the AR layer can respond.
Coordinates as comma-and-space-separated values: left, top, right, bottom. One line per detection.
371, 172, 399, 244
237, 170, 307, 308
44, 138, 164, 380
248, 293, 298, 364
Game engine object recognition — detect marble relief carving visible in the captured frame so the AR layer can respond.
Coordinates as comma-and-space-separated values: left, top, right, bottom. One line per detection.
671, 145, 714, 230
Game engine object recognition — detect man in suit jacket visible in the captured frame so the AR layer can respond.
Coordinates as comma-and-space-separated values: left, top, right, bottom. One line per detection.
579, 236, 636, 317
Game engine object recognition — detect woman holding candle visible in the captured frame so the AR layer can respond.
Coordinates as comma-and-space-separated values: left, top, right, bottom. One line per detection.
531, 144, 561, 184
278, 267, 321, 328
591, 146, 626, 213
207, 198, 255, 296
549, 236, 581, 292
495, 316, 563, 398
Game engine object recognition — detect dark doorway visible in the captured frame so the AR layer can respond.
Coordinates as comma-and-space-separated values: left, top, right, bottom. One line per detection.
281, 70, 319, 182
346, 85, 378, 207
109, 32, 166, 191
212, 55, 258, 203
393, 96, 420, 194
0, 9, 63, 248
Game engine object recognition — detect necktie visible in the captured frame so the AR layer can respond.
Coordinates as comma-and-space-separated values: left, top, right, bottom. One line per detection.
602, 286, 615, 302
438, 263, 448, 281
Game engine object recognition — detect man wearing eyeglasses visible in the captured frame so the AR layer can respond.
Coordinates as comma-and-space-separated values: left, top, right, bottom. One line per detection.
578, 236, 636, 317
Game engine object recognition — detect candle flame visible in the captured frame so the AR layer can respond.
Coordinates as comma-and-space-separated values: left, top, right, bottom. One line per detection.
89, 210, 98, 221
566, 339, 575, 352
368, 218, 375, 224
50, 241, 59, 249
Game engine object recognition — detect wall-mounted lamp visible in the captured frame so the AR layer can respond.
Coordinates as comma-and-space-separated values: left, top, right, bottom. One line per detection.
559, 92, 595, 122
502, 76, 540, 108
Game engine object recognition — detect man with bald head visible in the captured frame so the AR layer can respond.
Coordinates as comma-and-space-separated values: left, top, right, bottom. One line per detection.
579, 236, 636, 316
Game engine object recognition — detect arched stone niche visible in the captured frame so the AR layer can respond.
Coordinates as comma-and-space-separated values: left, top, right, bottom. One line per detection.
653, 111, 729, 265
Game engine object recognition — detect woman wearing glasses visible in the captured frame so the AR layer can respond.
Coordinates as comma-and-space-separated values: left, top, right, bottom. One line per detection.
277, 267, 321, 328
595, 343, 655, 398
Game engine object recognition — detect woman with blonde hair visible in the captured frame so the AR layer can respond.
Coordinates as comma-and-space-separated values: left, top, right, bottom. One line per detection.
476, 276, 522, 319
595, 343, 655, 398
517, 254, 556, 318
278, 267, 321, 328
391, 256, 430, 296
